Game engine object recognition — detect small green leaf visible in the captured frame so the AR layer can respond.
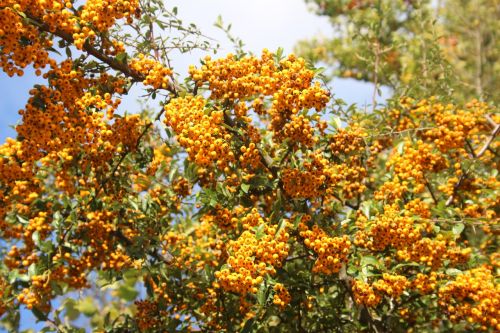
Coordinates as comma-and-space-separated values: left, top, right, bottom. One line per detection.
361, 256, 381, 269
28, 263, 37, 278
17, 215, 29, 225
214, 15, 223, 28
118, 284, 139, 302
32, 231, 40, 246
241, 183, 250, 194
452, 223, 465, 236
64, 299, 80, 321
240, 318, 255, 333
275, 219, 286, 237
293, 214, 302, 229
276, 47, 284, 62
76, 297, 97, 317
446, 268, 462, 276
31, 307, 47, 321
254, 224, 265, 240
331, 116, 342, 129
268, 315, 280, 327
116, 52, 128, 64
256, 282, 266, 306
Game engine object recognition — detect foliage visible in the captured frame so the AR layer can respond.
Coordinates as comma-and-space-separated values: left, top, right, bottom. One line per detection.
296, 0, 500, 104
0, 0, 498, 332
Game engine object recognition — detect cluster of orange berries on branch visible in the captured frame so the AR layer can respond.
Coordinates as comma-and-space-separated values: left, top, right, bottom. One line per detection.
129, 54, 173, 89
188, 50, 330, 140
238, 142, 262, 171
355, 204, 422, 252
0, 0, 54, 76
399, 236, 471, 269
411, 272, 439, 294
273, 283, 291, 308
391, 98, 491, 155
14, 59, 138, 172
215, 219, 289, 295
351, 280, 381, 307
355, 205, 471, 269
201, 205, 238, 230
352, 273, 408, 307
282, 167, 325, 199
162, 220, 222, 271
372, 273, 408, 299
329, 126, 366, 155
386, 140, 448, 194
164, 95, 235, 169
299, 217, 351, 275
278, 114, 317, 147
0, 278, 10, 316
75, 0, 139, 49
439, 266, 500, 331
134, 299, 163, 331
0, 0, 139, 76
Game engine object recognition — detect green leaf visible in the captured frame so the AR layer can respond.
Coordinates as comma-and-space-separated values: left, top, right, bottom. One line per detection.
63, 299, 80, 321
361, 256, 381, 269
275, 47, 284, 62
17, 215, 29, 225
275, 219, 286, 237
331, 116, 342, 129
47, 47, 62, 56
115, 52, 128, 64
268, 315, 280, 327
446, 268, 462, 276
396, 140, 405, 155
75, 297, 97, 317
452, 223, 465, 236
293, 214, 302, 229
361, 201, 372, 218
214, 15, 223, 28
240, 318, 255, 333
256, 282, 266, 306
254, 224, 265, 240
28, 263, 37, 278
32, 231, 40, 246
31, 307, 47, 321
118, 284, 139, 302
241, 183, 250, 194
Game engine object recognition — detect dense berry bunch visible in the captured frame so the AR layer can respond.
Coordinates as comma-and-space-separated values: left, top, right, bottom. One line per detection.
352, 274, 408, 307
282, 167, 326, 199
439, 266, 500, 330
129, 54, 173, 89
188, 50, 329, 141
215, 220, 289, 295
76, 0, 139, 49
299, 219, 351, 274
164, 96, 235, 169
354, 204, 421, 251
273, 283, 291, 308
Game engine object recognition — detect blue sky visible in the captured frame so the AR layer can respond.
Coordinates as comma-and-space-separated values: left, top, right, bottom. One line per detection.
1, 0, 387, 331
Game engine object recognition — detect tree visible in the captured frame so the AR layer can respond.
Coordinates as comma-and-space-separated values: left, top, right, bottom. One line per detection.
296, 0, 500, 104
0, 0, 498, 332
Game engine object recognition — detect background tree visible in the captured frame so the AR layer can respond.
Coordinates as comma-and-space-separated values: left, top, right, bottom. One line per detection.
0, 0, 498, 332
296, 0, 500, 104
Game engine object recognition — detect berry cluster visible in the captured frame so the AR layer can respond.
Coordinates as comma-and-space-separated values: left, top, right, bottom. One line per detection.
299, 219, 351, 275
